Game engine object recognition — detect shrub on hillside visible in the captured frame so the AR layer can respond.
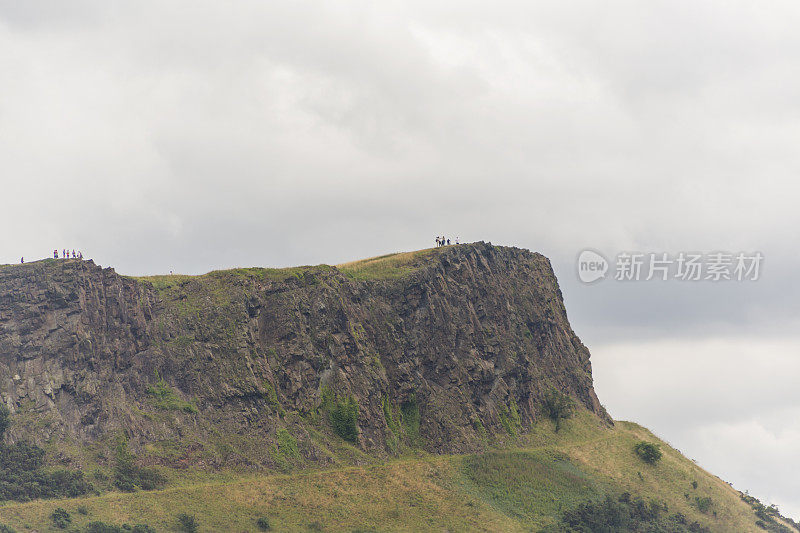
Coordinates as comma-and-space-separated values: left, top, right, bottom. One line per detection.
694, 496, 714, 514
84, 522, 123, 533
84, 521, 156, 533
400, 395, 420, 443
330, 396, 359, 443
0, 524, 17, 533
0, 409, 93, 503
276, 428, 299, 459
742, 492, 795, 532
499, 400, 522, 436
634, 441, 663, 464
0, 440, 45, 472
177, 513, 198, 533
113, 440, 166, 492
256, 516, 272, 531
146, 375, 197, 414
0, 444, 92, 501
541, 388, 575, 432
558, 494, 710, 533
322, 388, 360, 443
51, 507, 71, 529
0, 405, 9, 438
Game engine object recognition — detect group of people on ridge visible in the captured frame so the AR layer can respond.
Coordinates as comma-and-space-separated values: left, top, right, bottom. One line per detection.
53, 249, 83, 260
435, 236, 459, 247
20, 249, 84, 264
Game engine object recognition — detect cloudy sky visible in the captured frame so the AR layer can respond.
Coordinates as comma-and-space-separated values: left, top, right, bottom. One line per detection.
2, 0, 799, 518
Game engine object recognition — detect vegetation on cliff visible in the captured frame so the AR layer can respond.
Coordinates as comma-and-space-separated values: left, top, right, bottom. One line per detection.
0, 406, 93, 503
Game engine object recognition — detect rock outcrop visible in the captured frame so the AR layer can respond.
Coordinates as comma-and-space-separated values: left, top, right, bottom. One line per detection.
0, 243, 608, 468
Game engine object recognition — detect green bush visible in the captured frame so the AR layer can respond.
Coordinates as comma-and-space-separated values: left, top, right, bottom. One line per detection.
499, 399, 522, 436
331, 397, 359, 442
51, 507, 71, 529
382, 396, 400, 435
146, 375, 197, 413
559, 494, 710, 533
273, 428, 300, 472
85, 522, 123, 533
634, 441, 663, 464
113, 440, 166, 492
541, 388, 575, 432
85, 522, 156, 533
0, 441, 93, 501
177, 513, 198, 533
256, 516, 271, 531
695, 496, 713, 514
742, 492, 795, 532
0, 524, 17, 533
0, 405, 9, 438
400, 395, 420, 442
322, 389, 359, 443
276, 428, 299, 460
0, 397, 89, 505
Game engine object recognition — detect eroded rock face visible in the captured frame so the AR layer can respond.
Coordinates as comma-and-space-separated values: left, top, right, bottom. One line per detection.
0, 243, 608, 466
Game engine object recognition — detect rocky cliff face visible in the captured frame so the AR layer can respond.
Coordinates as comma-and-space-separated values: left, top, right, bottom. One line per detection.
0, 243, 607, 468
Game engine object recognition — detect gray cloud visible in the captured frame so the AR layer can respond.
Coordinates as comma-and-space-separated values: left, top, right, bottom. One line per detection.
1, 0, 799, 518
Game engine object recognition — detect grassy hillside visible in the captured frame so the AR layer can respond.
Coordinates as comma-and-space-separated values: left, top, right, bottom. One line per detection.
336, 248, 440, 280
0, 411, 783, 532
130, 246, 441, 288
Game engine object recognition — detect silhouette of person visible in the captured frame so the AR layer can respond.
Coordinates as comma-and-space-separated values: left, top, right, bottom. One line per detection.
20, 257, 24, 264
54, 249, 58, 259
447, 238, 451, 245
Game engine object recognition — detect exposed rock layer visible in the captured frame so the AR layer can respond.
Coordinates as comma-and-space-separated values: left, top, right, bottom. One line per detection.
0, 243, 607, 466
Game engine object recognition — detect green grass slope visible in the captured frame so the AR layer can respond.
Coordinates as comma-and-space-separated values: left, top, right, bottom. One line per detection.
336, 248, 441, 280
0, 411, 783, 532
130, 246, 442, 288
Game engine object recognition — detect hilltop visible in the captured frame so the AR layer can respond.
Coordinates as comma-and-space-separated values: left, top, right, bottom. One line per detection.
0, 243, 794, 532
0, 243, 605, 459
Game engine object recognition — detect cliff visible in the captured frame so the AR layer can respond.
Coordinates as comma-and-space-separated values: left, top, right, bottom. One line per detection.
0, 243, 607, 468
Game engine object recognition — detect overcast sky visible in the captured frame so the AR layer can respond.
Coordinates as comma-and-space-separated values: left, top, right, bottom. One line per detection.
2, 0, 799, 519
